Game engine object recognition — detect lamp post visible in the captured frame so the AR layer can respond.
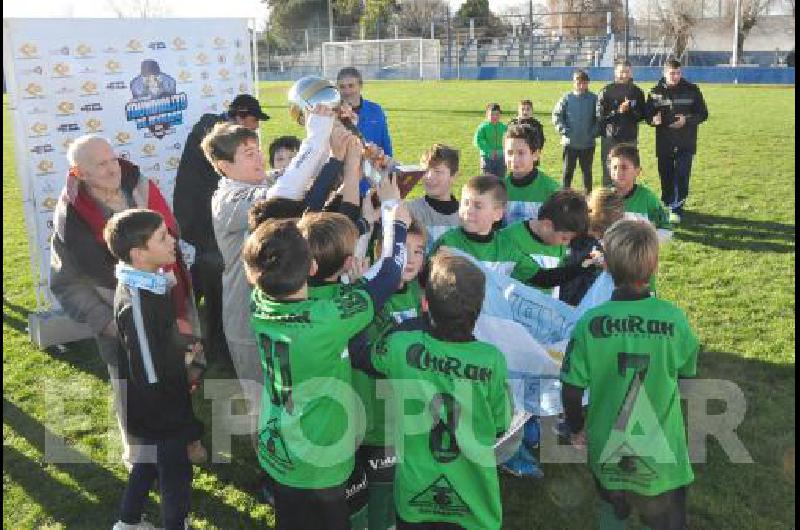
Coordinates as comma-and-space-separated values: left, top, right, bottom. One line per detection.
328, 0, 334, 42
732, 0, 741, 66
624, 0, 629, 61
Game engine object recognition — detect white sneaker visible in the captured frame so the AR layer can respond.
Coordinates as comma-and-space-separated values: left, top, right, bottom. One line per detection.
112, 521, 158, 530
669, 211, 682, 224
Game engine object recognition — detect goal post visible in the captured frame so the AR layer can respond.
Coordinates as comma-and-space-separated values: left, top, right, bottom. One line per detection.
322, 38, 440, 81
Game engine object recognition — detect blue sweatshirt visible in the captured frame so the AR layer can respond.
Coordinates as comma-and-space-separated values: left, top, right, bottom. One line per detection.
552, 91, 599, 150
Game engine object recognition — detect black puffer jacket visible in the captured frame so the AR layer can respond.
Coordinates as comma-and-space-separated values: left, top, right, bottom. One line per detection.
646, 77, 709, 156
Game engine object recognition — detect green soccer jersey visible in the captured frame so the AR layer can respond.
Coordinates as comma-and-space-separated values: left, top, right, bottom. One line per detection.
433, 227, 537, 281
371, 331, 512, 529
504, 169, 561, 225
355, 280, 423, 446
251, 284, 375, 489
622, 184, 670, 229
500, 221, 568, 297
560, 293, 700, 496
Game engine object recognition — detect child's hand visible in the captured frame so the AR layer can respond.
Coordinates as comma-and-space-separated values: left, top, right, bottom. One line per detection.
582, 248, 605, 269
376, 173, 401, 203
669, 114, 686, 129
330, 121, 358, 161
395, 200, 412, 227
652, 112, 663, 125
338, 103, 358, 126
346, 256, 370, 282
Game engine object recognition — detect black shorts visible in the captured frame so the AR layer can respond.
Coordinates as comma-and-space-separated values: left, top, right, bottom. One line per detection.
272, 479, 351, 530
596, 479, 688, 530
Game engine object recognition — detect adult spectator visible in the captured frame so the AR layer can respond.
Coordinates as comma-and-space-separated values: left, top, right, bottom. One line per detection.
646, 59, 709, 223
50, 135, 196, 469
336, 67, 393, 157
172, 94, 269, 365
596, 59, 646, 186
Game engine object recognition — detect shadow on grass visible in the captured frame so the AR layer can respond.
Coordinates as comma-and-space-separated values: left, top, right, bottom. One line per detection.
3, 397, 271, 529
675, 211, 795, 254
3, 296, 29, 334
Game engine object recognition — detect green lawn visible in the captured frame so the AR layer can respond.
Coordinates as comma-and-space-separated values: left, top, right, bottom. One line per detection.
3, 81, 795, 529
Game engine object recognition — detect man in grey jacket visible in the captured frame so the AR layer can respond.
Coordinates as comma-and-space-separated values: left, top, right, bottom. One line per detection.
552, 69, 599, 193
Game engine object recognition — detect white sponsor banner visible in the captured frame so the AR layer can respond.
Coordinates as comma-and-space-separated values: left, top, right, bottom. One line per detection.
3, 18, 255, 310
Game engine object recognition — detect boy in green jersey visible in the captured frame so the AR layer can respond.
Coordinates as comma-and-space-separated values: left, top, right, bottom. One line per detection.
474, 103, 507, 178
503, 122, 561, 225
359, 252, 513, 529
608, 143, 670, 230
561, 219, 699, 530
242, 206, 410, 530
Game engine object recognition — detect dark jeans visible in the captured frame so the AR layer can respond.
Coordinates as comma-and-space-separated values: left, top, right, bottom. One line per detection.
480, 156, 506, 179
562, 146, 595, 192
272, 479, 351, 530
192, 249, 229, 364
657, 149, 694, 214
601, 137, 637, 186
597, 481, 688, 530
120, 437, 191, 530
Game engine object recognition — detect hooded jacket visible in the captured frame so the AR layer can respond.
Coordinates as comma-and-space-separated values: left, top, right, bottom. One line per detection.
646, 77, 709, 156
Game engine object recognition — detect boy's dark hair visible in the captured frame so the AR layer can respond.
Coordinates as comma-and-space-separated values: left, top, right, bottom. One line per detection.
538, 188, 589, 234
201, 122, 259, 174
463, 174, 507, 207
426, 252, 485, 341
421, 143, 459, 176
603, 219, 659, 286
103, 208, 164, 264
615, 59, 632, 68
248, 197, 306, 231
665, 58, 682, 69
505, 123, 543, 153
336, 67, 363, 84
243, 219, 311, 297
486, 102, 501, 113
268, 135, 301, 167
296, 212, 359, 281
519, 99, 533, 107
573, 69, 590, 82
608, 142, 641, 168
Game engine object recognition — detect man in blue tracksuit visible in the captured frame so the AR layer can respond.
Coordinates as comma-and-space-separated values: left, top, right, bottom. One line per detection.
336, 67, 393, 196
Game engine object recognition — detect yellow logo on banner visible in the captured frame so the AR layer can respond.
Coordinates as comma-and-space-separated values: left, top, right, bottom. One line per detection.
201, 84, 214, 97
166, 157, 180, 170
25, 83, 44, 97
178, 70, 192, 82
106, 59, 122, 74
31, 122, 48, 136
57, 101, 75, 115
213, 37, 226, 48
127, 39, 143, 52
42, 197, 58, 211
172, 37, 187, 50
53, 62, 70, 77
142, 143, 157, 156
81, 80, 99, 95
219, 68, 230, 80
37, 159, 54, 174
86, 118, 103, 132
20, 43, 38, 58
76, 43, 92, 57
196, 52, 209, 65
115, 132, 131, 145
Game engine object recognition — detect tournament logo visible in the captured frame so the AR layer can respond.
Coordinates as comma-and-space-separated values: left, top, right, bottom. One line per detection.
409, 475, 471, 517
106, 80, 128, 90
177, 70, 192, 83
19, 42, 39, 58
141, 143, 157, 157
148, 41, 166, 51
29, 122, 49, 137
80, 102, 103, 112
127, 39, 144, 53
125, 59, 188, 139
195, 52, 209, 66
165, 157, 180, 170
172, 37, 187, 51
201, 84, 215, 98
213, 37, 227, 49
218, 68, 230, 81
75, 44, 93, 58
85, 118, 103, 133
56, 101, 76, 116
36, 159, 55, 175
23, 83, 44, 98
81, 80, 100, 95
30, 144, 54, 155
52, 62, 71, 77
106, 59, 122, 75
115, 131, 132, 145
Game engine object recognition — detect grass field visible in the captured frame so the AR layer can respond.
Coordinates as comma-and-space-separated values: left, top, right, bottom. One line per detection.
3, 80, 795, 529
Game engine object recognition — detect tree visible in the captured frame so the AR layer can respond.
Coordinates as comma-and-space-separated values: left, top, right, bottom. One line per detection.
726, 0, 772, 61
456, 0, 496, 26
394, 0, 449, 36
652, 0, 700, 59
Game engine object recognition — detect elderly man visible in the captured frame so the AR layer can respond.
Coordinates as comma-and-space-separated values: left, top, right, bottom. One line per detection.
646, 59, 709, 223
50, 134, 195, 468
596, 59, 646, 186
172, 94, 269, 366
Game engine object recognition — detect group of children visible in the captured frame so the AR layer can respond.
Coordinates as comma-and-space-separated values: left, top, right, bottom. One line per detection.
105, 100, 698, 530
